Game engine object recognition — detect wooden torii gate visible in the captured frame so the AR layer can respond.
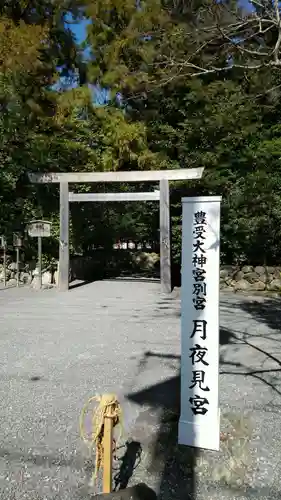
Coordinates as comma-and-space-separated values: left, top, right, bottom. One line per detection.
29, 168, 204, 292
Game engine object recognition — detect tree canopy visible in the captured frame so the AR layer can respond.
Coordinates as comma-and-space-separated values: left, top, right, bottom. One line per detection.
1, 0, 281, 271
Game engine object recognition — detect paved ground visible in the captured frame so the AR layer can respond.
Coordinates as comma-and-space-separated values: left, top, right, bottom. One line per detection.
0, 280, 281, 499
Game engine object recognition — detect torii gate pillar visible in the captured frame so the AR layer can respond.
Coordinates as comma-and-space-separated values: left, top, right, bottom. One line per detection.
28, 168, 204, 292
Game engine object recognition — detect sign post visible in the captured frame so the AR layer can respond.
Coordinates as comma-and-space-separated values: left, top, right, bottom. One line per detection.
13, 233, 23, 287
38, 235, 42, 289
27, 220, 51, 289
179, 196, 221, 451
1, 236, 7, 287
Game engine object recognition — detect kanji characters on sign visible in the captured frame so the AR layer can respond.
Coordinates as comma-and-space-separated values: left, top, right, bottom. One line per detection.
189, 210, 209, 416
179, 197, 221, 450
189, 395, 209, 415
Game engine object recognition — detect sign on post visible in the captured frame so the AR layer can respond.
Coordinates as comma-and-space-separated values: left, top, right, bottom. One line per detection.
13, 233, 23, 287
179, 196, 221, 451
27, 220, 51, 238
27, 220, 52, 289
0, 236, 7, 287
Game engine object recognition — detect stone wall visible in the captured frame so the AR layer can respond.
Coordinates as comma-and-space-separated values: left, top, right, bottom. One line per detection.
0, 261, 54, 288
0, 262, 32, 286
2, 257, 281, 293
220, 265, 281, 292
0, 251, 160, 288
69, 251, 160, 281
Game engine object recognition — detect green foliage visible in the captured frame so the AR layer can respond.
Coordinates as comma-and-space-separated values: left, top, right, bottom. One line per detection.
0, 5, 159, 262
83, 0, 281, 265
2, 0, 281, 273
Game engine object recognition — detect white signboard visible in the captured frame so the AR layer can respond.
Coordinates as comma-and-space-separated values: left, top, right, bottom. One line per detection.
27, 220, 51, 238
179, 196, 221, 451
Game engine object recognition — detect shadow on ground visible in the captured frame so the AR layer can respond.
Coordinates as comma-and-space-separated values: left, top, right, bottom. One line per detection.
113, 440, 142, 491
224, 296, 281, 334
126, 295, 281, 499
69, 276, 160, 291
220, 296, 281, 396
127, 351, 197, 500
68, 250, 160, 290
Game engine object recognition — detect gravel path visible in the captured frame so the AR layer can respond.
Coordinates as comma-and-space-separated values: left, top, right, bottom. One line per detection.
0, 281, 281, 499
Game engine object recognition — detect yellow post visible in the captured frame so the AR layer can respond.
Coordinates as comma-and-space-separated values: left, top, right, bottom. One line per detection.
79, 393, 122, 492
103, 406, 113, 493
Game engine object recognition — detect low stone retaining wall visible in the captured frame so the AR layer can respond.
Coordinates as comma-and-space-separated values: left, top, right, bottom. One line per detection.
0, 261, 55, 287
69, 251, 160, 281
0, 251, 160, 287
1, 258, 281, 294
220, 265, 281, 292
0, 262, 32, 286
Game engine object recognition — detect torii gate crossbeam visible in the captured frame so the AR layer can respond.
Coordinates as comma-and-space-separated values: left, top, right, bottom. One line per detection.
28, 168, 204, 292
